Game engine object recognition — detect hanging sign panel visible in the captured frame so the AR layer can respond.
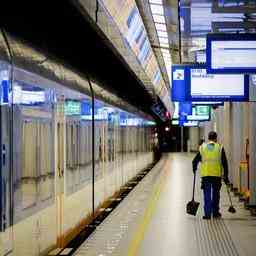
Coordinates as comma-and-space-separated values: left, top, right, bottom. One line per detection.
189, 66, 249, 101
172, 64, 249, 102
171, 65, 187, 101
206, 33, 256, 74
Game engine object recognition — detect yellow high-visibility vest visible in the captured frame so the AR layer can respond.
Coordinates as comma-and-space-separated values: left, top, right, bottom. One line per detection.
199, 142, 222, 177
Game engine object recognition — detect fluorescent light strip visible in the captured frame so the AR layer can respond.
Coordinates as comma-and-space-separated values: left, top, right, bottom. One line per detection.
155, 23, 167, 31
149, 1, 173, 83
150, 4, 164, 15
159, 37, 169, 44
149, 0, 163, 4
160, 42, 169, 47
152, 14, 166, 23
157, 30, 168, 38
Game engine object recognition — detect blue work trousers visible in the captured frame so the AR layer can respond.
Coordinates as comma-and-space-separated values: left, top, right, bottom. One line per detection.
202, 178, 222, 217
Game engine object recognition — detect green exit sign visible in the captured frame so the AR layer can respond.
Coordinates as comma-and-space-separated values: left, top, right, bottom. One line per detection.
195, 106, 210, 116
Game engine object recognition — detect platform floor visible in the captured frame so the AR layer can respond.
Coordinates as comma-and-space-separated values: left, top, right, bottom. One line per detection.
74, 153, 256, 256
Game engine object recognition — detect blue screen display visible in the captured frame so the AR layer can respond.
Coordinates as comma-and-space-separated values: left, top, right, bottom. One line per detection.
172, 64, 249, 102
206, 33, 256, 74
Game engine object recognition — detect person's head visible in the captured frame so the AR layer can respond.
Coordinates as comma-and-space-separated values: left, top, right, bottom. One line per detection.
208, 131, 217, 142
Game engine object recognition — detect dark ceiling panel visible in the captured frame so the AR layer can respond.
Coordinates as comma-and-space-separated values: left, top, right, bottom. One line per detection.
0, 0, 163, 119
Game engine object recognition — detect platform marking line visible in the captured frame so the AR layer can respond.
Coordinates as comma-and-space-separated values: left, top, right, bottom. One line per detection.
127, 163, 169, 256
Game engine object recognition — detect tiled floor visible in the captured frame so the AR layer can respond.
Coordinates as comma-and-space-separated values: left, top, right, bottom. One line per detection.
74, 153, 256, 256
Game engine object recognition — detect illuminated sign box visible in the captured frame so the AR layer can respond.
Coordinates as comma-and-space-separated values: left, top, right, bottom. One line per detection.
13, 84, 45, 105
207, 33, 256, 74
65, 100, 81, 115
195, 106, 210, 116
187, 106, 210, 121
173, 102, 179, 119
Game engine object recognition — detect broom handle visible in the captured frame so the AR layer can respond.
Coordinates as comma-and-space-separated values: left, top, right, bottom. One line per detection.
192, 172, 196, 201
226, 184, 233, 206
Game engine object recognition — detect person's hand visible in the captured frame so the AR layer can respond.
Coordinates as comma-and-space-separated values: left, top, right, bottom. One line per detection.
224, 177, 230, 185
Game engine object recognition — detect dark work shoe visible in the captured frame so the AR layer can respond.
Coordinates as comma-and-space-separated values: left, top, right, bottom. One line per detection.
213, 212, 222, 218
203, 216, 211, 220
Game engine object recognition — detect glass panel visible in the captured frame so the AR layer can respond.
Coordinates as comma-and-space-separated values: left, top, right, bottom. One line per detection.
13, 80, 55, 220
0, 61, 13, 255
10, 67, 91, 254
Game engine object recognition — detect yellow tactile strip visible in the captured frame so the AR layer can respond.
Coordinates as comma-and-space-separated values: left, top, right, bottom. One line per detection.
195, 216, 240, 256
127, 159, 170, 256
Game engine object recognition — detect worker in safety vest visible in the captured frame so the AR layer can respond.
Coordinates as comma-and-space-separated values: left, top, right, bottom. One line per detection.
192, 131, 229, 220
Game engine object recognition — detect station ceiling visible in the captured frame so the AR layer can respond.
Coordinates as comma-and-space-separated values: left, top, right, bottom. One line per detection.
0, 0, 167, 121
1, 1, 256, 121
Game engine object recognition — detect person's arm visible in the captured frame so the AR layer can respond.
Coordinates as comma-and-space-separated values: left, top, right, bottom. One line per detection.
192, 152, 201, 173
221, 148, 229, 184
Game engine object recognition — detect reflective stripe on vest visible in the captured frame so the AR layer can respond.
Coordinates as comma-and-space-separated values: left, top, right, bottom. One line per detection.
199, 142, 222, 177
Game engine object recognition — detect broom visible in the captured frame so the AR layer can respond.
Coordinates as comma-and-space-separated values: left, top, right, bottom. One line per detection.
186, 172, 200, 216
226, 184, 236, 214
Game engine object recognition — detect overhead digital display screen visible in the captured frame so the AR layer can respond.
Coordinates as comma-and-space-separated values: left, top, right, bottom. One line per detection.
207, 34, 256, 74
172, 64, 249, 101
190, 67, 248, 101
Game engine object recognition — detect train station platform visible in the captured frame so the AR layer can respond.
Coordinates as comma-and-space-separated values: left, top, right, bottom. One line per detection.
74, 153, 256, 256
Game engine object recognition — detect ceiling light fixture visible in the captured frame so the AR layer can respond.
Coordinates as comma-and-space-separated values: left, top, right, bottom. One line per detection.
149, 0, 172, 84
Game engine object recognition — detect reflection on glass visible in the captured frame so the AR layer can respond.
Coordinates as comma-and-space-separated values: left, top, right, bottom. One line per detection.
11, 77, 55, 223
